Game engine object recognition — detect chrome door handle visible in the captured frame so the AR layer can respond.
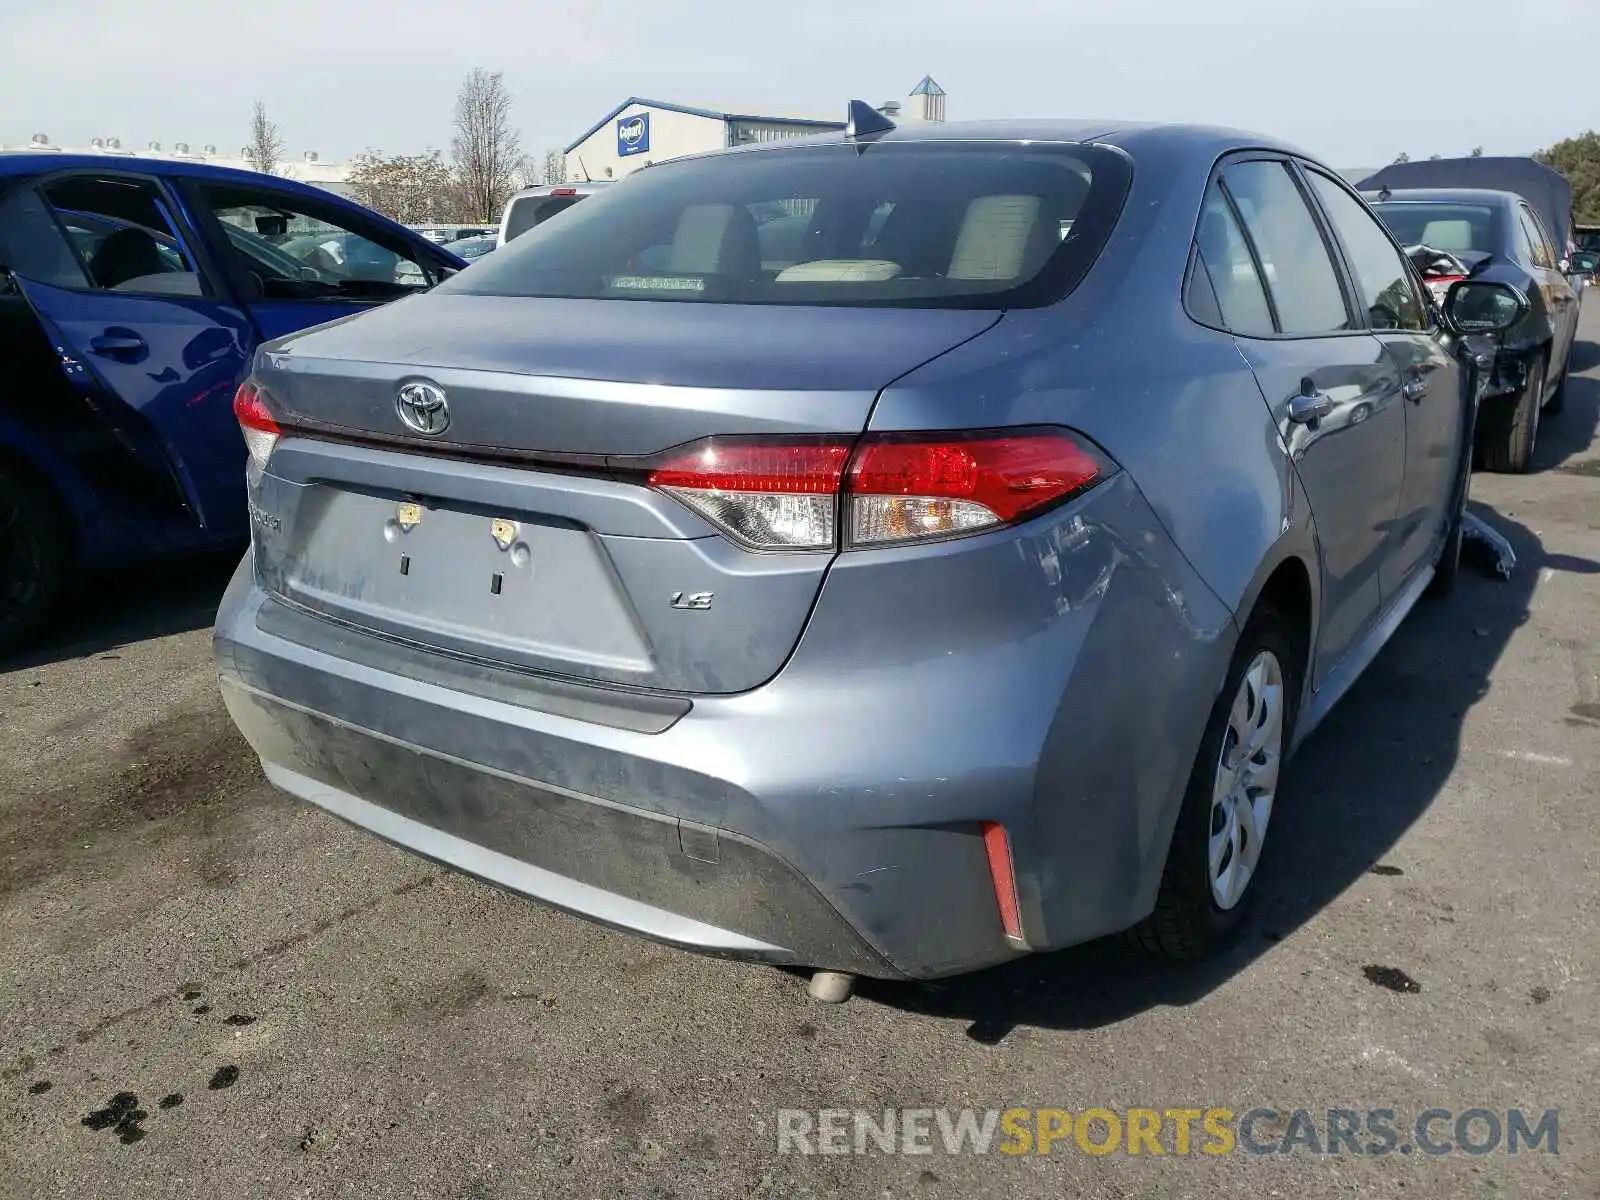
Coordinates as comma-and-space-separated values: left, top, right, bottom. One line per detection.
1287, 390, 1335, 424
1402, 374, 1428, 402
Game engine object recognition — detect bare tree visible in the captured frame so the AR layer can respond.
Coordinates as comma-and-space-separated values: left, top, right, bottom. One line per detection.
540, 148, 567, 186
452, 69, 522, 220
246, 101, 285, 175
347, 150, 462, 223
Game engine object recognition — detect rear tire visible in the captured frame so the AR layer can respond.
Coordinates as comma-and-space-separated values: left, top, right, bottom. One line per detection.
1545, 351, 1568, 416
1477, 350, 1545, 475
0, 463, 68, 656
1136, 604, 1302, 961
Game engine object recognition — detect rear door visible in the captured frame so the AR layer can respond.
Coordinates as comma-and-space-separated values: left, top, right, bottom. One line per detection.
176, 178, 458, 344
2, 171, 256, 534
1515, 203, 1579, 377
1302, 167, 1465, 595
1197, 157, 1406, 685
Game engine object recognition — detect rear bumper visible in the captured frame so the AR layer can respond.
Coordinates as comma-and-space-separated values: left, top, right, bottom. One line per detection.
215, 473, 1234, 979
220, 675, 896, 975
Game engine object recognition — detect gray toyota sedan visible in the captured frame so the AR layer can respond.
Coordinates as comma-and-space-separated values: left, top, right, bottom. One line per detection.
215, 111, 1525, 991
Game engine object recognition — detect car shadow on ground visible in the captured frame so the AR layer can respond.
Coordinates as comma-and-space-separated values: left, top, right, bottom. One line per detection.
1, 548, 241, 674
857, 370, 1600, 1042
1542, 337, 1600, 472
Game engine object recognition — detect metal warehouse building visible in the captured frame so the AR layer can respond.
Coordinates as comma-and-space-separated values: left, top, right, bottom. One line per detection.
563, 77, 947, 182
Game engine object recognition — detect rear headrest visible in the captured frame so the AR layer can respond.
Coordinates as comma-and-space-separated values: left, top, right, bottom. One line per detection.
1420, 220, 1474, 253
666, 204, 759, 277
947, 195, 1045, 281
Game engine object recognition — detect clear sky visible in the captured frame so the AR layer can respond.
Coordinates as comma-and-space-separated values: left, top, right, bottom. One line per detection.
4, 0, 1597, 168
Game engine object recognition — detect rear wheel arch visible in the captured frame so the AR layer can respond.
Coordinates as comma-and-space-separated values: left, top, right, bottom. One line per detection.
0, 446, 77, 651
0, 446, 77, 554
1255, 557, 1313, 658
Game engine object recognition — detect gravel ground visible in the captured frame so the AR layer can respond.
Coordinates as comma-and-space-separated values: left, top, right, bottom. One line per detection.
2, 314, 1597, 1200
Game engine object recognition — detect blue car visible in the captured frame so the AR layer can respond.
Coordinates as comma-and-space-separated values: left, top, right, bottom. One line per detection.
0, 154, 464, 649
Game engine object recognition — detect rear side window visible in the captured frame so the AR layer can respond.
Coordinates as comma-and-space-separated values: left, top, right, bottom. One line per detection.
503, 195, 583, 243
33, 176, 204, 297
1221, 161, 1351, 335
1517, 206, 1555, 268
1190, 182, 1274, 336
0, 186, 91, 288
1509, 207, 1539, 266
452, 143, 1132, 309
1307, 172, 1428, 332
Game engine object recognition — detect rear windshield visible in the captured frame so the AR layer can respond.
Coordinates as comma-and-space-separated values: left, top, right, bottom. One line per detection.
502, 195, 585, 242
1369, 201, 1501, 256
451, 142, 1130, 308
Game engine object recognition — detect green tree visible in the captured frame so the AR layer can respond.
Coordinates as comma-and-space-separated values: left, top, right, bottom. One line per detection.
1536, 131, 1600, 223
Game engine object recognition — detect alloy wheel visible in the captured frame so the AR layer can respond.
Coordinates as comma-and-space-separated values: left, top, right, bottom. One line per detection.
1208, 649, 1284, 911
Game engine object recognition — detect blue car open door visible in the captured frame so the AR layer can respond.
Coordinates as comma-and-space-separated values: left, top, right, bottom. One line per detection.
2, 173, 257, 538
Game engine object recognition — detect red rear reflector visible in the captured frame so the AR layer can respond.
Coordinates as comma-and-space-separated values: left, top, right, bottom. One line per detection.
981, 821, 1024, 941
550, 188, 578, 196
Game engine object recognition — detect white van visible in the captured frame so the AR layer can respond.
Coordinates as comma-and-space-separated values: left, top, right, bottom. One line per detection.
496, 183, 611, 248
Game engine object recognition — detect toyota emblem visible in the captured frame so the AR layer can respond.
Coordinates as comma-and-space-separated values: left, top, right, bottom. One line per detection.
396, 381, 450, 435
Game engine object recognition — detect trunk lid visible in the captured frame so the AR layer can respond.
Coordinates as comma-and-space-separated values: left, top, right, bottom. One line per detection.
249, 294, 998, 694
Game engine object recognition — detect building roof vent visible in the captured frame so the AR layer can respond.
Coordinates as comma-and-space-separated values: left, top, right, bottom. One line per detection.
30, 133, 50, 146
148, 140, 162, 151
106, 137, 122, 150
304, 150, 319, 162
202, 144, 217, 155
90, 136, 105, 149
174, 142, 190, 154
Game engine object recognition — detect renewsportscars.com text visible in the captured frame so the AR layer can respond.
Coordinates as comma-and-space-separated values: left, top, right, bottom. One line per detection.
776, 1106, 1559, 1157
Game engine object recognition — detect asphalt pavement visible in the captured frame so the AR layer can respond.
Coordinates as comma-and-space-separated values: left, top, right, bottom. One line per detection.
2, 310, 1597, 1199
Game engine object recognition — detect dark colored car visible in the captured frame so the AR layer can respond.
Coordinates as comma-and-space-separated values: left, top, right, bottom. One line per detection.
1365, 187, 1579, 473
0, 153, 465, 650
442, 234, 498, 262
215, 114, 1526, 989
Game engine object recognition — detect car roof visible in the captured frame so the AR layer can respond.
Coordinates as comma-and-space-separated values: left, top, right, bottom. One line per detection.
508, 182, 611, 198
1362, 187, 1521, 207
647, 118, 1312, 167
0, 151, 373, 210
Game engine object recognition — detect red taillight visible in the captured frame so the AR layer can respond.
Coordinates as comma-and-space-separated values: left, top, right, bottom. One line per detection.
645, 429, 1105, 551
981, 821, 1024, 941
647, 439, 851, 550
847, 431, 1102, 546
233, 381, 281, 469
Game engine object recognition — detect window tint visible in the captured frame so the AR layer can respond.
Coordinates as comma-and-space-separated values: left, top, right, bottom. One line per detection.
1518, 207, 1555, 268
1368, 201, 1498, 257
37, 176, 203, 297
1191, 182, 1273, 335
503, 195, 587, 242
0, 186, 91, 288
1510, 208, 1540, 267
1308, 173, 1427, 331
1221, 161, 1350, 335
194, 184, 433, 300
451, 143, 1131, 309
